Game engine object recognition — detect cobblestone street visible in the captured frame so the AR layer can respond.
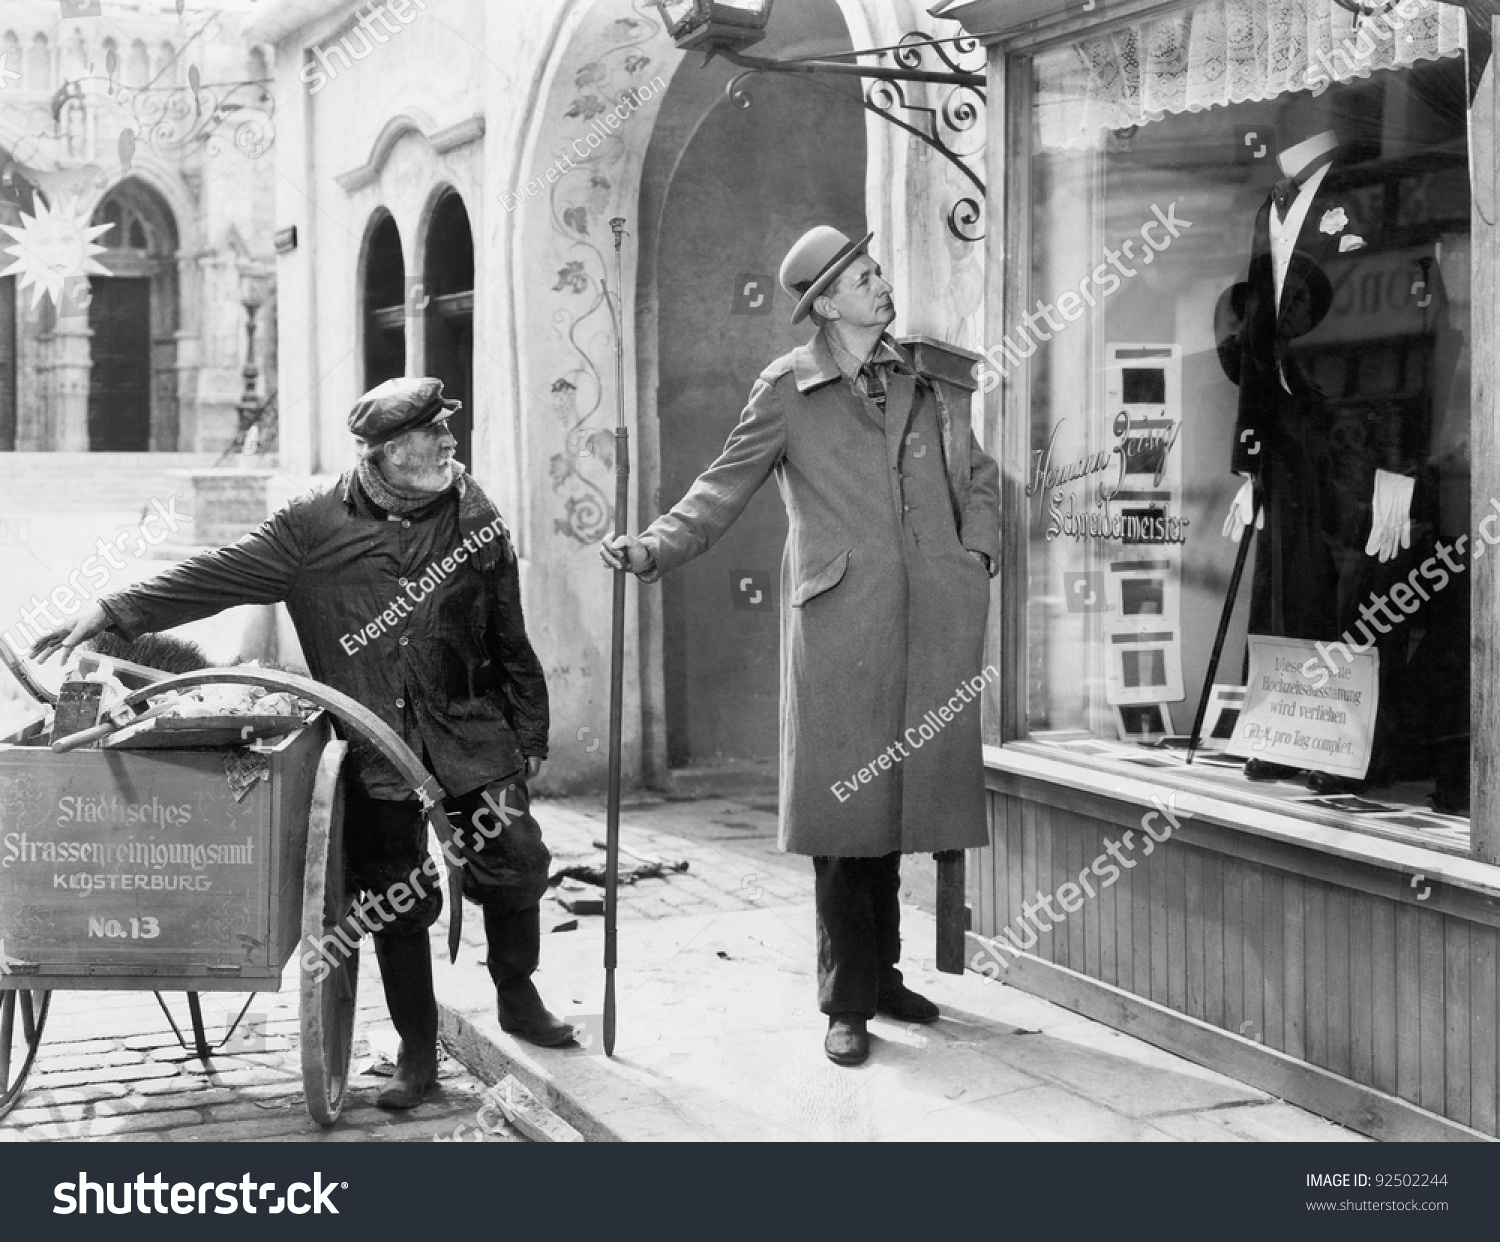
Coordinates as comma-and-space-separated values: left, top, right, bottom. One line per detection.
0, 788, 792, 1145
0, 966, 523, 1143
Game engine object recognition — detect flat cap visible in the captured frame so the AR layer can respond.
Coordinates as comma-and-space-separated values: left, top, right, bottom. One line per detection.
348, 377, 461, 444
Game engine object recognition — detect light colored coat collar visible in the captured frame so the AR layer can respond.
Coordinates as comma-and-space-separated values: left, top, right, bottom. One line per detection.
793, 330, 909, 395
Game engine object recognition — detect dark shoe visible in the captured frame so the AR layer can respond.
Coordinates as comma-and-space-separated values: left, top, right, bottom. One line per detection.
1307, 770, 1368, 796
497, 979, 577, 1048
877, 984, 940, 1024
1244, 760, 1301, 782
376, 1042, 439, 1110
824, 1015, 869, 1066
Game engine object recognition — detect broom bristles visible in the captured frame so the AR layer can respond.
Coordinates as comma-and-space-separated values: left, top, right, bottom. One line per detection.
87, 631, 215, 675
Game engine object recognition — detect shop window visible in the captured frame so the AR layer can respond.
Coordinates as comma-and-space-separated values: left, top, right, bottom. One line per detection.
1011, 0, 1472, 844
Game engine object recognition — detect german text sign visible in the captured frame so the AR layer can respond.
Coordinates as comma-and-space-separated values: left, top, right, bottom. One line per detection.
1228, 635, 1378, 779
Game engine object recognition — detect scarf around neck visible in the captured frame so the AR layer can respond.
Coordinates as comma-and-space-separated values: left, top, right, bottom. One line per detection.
355, 457, 510, 575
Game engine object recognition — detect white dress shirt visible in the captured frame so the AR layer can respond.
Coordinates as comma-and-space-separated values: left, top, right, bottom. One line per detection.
1270, 160, 1331, 309
1267, 130, 1338, 392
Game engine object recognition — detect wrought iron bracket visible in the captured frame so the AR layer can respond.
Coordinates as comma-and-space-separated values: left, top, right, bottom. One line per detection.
720, 33, 987, 241
50, 75, 276, 163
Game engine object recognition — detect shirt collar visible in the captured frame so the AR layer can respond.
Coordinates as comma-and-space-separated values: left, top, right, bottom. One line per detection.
1277, 130, 1338, 180
795, 330, 908, 394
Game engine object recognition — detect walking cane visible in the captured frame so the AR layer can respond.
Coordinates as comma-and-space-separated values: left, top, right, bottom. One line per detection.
603, 216, 629, 1056
1185, 484, 1261, 766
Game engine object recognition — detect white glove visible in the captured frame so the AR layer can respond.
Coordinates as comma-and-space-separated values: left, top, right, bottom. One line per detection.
1221, 477, 1263, 543
1364, 469, 1413, 563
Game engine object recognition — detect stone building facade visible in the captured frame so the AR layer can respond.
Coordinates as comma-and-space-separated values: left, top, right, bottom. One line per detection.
0, 0, 275, 455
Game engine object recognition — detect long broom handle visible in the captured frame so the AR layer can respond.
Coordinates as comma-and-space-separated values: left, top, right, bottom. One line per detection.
1186, 486, 1260, 766
603, 217, 628, 1056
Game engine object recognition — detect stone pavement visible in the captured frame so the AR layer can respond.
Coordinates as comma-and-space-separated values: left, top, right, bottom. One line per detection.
433, 793, 1369, 1142
1, 959, 523, 1143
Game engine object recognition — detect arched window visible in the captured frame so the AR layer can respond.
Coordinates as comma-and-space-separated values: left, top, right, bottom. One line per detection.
422, 188, 475, 466
25, 34, 48, 92
88, 181, 180, 452
125, 39, 149, 88
361, 210, 405, 389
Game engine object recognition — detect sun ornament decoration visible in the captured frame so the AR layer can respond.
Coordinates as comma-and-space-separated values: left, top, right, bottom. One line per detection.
0, 196, 112, 311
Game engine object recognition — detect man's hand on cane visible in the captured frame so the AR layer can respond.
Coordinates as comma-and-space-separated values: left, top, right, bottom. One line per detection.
599, 532, 652, 574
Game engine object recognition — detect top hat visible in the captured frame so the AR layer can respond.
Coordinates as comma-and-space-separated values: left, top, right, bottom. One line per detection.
779, 226, 874, 325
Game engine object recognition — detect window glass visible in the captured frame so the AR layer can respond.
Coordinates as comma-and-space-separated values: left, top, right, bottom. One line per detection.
1014, 0, 1472, 838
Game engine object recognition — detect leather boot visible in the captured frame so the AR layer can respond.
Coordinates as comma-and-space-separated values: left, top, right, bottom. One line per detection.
484, 904, 576, 1048
373, 930, 440, 1109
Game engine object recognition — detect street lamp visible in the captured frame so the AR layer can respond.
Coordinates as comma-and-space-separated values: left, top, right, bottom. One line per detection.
237, 262, 269, 456
651, 0, 773, 53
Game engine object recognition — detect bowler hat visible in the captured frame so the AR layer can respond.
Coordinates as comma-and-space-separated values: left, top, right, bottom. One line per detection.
780, 226, 875, 325
348, 377, 461, 444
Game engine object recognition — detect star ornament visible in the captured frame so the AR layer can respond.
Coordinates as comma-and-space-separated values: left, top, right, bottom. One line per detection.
0, 196, 113, 311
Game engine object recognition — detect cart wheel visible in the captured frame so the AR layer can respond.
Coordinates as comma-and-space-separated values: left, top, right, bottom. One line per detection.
0, 988, 51, 1121
300, 738, 359, 1126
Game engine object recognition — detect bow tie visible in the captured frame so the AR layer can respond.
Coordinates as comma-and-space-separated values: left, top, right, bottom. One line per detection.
1272, 153, 1335, 222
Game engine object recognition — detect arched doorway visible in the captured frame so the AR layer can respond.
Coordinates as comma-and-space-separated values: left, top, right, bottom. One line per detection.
421, 188, 474, 466
361, 210, 405, 389
88, 180, 178, 452
645, 1, 868, 771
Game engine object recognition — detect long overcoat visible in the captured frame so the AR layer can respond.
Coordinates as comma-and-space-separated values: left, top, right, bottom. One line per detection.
640, 331, 1000, 857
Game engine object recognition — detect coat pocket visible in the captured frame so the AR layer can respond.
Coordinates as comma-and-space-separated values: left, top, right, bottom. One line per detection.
792, 548, 851, 607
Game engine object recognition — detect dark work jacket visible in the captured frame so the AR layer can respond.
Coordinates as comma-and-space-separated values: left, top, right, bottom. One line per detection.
99, 472, 549, 801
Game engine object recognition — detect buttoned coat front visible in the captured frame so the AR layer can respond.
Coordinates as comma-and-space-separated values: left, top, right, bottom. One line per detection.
640, 332, 1000, 857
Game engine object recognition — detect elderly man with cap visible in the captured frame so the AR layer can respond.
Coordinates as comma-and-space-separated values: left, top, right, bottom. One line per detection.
34, 376, 574, 1109
602, 227, 1000, 1065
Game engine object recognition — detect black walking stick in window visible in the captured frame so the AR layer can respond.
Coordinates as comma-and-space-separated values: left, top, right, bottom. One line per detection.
1185, 483, 1261, 766
602, 216, 629, 1056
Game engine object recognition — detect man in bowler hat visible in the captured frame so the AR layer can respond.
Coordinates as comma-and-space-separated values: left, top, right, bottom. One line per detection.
602, 227, 1000, 1065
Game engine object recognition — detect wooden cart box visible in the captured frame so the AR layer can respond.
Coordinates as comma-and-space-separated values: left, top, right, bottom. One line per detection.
0, 716, 328, 990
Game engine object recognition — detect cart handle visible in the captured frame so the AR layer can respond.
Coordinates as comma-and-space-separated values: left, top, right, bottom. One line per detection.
0, 636, 56, 707
51, 694, 184, 753
107, 667, 464, 963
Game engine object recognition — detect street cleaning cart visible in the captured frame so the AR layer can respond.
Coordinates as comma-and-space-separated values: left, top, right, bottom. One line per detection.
0, 654, 462, 1126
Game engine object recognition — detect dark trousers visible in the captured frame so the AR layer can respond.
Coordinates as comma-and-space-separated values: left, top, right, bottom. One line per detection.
814, 853, 904, 1019
343, 779, 551, 1039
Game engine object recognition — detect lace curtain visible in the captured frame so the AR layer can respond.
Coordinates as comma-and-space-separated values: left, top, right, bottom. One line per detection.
1036, 0, 1468, 150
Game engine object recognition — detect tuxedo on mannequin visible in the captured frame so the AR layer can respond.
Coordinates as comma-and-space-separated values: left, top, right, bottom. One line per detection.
1223, 118, 1456, 793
